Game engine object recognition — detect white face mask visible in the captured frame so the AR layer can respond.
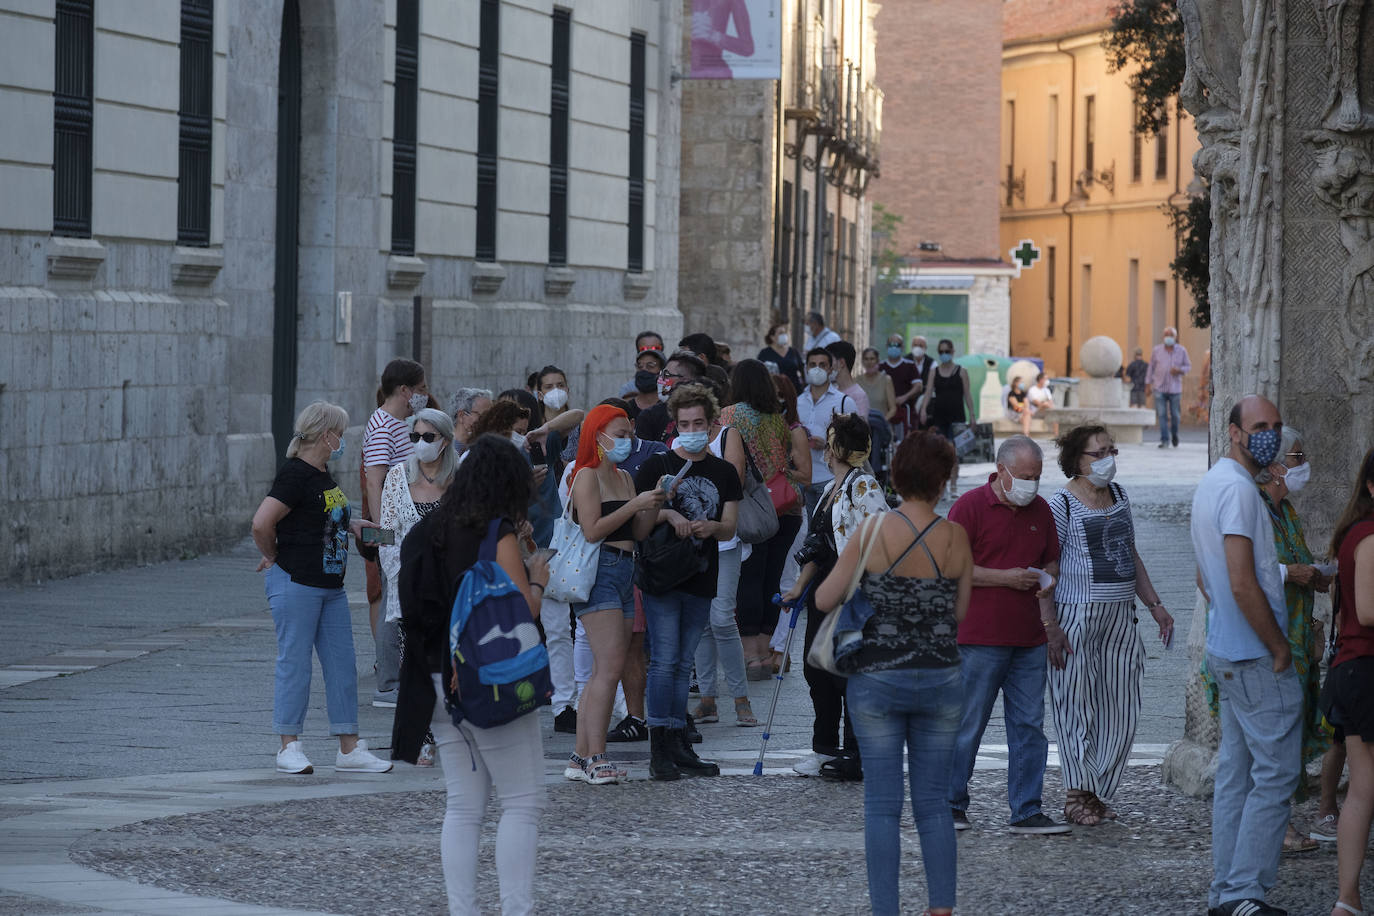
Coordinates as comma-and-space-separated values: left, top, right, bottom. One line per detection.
1281, 461, 1311, 492
829, 369, 839, 384
1086, 455, 1116, 488
408, 392, 428, 414
1163, 336, 1176, 346
776, 333, 790, 348
806, 366, 829, 388
1001, 468, 1039, 506
541, 387, 568, 410
910, 346, 925, 360
414, 438, 446, 463
509, 430, 527, 450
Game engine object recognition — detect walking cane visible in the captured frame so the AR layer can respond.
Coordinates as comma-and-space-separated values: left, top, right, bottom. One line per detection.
752, 583, 813, 776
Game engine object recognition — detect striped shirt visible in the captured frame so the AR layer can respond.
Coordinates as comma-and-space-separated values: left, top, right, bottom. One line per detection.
363, 407, 412, 469
1049, 484, 1137, 604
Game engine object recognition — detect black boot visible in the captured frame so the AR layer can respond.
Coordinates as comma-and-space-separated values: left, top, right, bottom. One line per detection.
669, 727, 720, 777
685, 712, 703, 744
648, 726, 681, 781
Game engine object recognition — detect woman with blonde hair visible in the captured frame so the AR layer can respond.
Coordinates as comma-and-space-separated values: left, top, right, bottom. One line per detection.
251, 401, 393, 775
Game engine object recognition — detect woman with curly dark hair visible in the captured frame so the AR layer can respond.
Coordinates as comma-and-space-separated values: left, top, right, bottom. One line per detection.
394, 434, 551, 914
1046, 424, 1171, 826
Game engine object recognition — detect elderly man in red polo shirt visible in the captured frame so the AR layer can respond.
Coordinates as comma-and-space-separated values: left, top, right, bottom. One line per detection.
946, 435, 1072, 835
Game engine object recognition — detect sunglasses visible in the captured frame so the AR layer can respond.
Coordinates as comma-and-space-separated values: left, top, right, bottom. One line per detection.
409, 431, 440, 444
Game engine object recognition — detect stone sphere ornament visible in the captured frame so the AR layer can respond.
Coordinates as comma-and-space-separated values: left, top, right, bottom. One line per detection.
1080, 335, 1123, 378
1006, 359, 1040, 388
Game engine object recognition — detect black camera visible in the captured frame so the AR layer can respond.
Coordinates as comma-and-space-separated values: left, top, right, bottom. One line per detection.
794, 530, 834, 568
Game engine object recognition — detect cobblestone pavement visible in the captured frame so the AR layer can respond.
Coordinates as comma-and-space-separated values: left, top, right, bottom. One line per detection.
4, 430, 1362, 914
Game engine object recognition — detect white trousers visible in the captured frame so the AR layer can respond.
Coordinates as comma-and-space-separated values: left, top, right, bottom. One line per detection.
542, 596, 577, 713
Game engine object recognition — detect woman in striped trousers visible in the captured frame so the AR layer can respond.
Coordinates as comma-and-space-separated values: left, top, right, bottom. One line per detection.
1047, 426, 1174, 826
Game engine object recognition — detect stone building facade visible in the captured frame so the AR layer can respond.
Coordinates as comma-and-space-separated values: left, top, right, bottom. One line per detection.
678, 0, 881, 353
869, 0, 1015, 356
0, 0, 682, 581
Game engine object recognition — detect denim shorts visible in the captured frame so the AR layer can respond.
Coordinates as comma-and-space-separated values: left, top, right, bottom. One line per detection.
571, 546, 636, 619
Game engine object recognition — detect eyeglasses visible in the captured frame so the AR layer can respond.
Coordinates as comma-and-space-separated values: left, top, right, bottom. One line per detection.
659, 370, 687, 382
1084, 448, 1119, 459
409, 431, 440, 444
1286, 451, 1306, 464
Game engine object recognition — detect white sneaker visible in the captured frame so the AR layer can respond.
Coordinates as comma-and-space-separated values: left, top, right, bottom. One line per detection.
276, 740, 314, 775
336, 739, 393, 773
793, 752, 836, 777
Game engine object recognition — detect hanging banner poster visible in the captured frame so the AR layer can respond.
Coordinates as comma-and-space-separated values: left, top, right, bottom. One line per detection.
688, 0, 782, 80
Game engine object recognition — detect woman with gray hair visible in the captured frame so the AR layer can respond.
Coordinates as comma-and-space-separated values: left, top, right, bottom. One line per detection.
251, 401, 393, 775
379, 407, 458, 766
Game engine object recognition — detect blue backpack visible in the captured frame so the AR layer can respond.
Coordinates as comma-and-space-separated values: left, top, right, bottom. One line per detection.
442, 519, 553, 728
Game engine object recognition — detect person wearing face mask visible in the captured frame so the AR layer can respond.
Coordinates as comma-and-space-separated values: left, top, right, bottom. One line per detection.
364, 358, 430, 708
919, 340, 976, 500
1045, 425, 1172, 827
880, 334, 920, 437
635, 351, 707, 445
563, 406, 668, 784
803, 311, 842, 353
251, 401, 393, 776
632, 384, 743, 780
825, 340, 871, 419
946, 436, 1070, 835
626, 347, 666, 419
796, 348, 857, 518
1199, 425, 1332, 854
1191, 395, 1302, 916
534, 365, 573, 422
759, 323, 804, 392
1146, 326, 1192, 449
619, 331, 667, 398
378, 408, 459, 767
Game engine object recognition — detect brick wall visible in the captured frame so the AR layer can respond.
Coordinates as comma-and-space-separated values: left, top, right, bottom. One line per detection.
872, 0, 1002, 261
1003, 0, 1115, 44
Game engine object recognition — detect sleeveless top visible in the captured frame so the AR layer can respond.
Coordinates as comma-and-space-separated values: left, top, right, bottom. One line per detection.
929, 367, 965, 425
601, 499, 635, 543
415, 499, 441, 518
841, 514, 961, 673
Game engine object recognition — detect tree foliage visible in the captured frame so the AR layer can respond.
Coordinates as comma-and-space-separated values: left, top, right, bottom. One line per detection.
1165, 193, 1212, 328
1103, 0, 1187, 135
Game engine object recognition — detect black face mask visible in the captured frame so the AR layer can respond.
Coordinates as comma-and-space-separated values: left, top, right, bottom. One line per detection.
634, 368, 659, 393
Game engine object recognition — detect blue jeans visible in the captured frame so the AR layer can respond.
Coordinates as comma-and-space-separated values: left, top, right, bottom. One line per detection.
1155, 391, 1181, 443
1206, 653, 1303, 909
642, 590, 711, 728
264, 564, 360, 735
849, 667, 962, 915
570, 546, 636, 619
948, 644, 1049, 823
695, 544, 748, 700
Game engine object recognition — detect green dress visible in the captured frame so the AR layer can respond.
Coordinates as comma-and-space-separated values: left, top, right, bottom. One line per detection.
1200, 492, 1331, 795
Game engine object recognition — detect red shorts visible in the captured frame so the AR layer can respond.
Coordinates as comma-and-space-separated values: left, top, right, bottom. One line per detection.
359, 465, 382, 604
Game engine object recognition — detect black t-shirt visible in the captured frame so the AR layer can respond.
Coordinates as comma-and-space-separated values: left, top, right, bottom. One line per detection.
268, 458, 351, 589
634, 401, 673, 444
634, 450, 744, 599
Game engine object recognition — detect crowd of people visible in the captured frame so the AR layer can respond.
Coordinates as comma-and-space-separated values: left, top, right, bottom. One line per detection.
246, 322, 1369, 916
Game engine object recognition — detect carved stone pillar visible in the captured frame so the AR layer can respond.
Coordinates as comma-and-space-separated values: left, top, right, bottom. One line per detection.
1166, 0, 1372, 794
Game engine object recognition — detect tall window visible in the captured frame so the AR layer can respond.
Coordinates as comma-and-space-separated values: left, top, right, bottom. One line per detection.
390, 0, 418, 255
1045, 246, 1057, 338
1047, 94, 1058, 202
1155, 106, 1169, 180
778, 178, 793, 311
1130, 103, 1142, 183
548, 8, 571, 266
1080, 263, 1093, 339
1084, 94, 1096, 176
475, 0, 499, 261
1127, 258, 1140, 353
177, 0, 213, 246
1003, 99, 1015, 206
53, 0, 94, 238
627, 31, 646, 272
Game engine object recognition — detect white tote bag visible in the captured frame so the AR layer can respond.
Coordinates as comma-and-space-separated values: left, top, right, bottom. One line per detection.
543, 498, 599, 603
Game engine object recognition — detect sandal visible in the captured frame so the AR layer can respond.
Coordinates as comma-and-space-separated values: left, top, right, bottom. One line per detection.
770, 651, 791, 674
1283, 824, 1318, 854
734, 697, 759, 727
1086, 793, 1117, 821
746, 657, 772, 681
1063, 789, 1103, 827
1334, 902, 1366, 916
693, 700, 719, 723
584, 754, 620, 785
564, 753, 589, 783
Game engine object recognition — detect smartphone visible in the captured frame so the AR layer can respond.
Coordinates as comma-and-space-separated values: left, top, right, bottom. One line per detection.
360, 527, 395, 546
529, 441, 546, 464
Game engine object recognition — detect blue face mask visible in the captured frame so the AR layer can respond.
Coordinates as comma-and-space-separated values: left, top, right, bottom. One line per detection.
938, 351, 953, 364
678, 430, 710, 453
329, 435, 345, 462
886, 345, 903, 359
1244, 428, 1281, 469
602, 436, 633, 464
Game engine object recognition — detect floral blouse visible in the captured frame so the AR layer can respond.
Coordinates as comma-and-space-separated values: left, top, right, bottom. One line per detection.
379, 462, 424, 623
827, 469, 889, 554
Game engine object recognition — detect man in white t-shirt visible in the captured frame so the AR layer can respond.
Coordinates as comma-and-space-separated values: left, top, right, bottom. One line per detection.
1190, 394, 1300, 916
802, 311, 841, 353
1027, 372, 1057, 436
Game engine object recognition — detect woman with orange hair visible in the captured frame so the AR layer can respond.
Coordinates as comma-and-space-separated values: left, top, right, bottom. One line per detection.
564, 405, 667, 784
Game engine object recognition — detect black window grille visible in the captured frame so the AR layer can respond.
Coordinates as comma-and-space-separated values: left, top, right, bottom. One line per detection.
627, 31, 646, 272
476, 0, 499, 261
549, 8, 571, 266
177, 0, 213, 246
778, 178, 793, 313
1084, 95, 1096, 176
53, 0, 93, 238
390, 0, 418, 255
1046, 246, 1057, 338
1154, 107, 1168, 180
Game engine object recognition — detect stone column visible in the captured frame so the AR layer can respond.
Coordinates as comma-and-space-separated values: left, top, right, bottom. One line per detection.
1165, 0, 1373, 794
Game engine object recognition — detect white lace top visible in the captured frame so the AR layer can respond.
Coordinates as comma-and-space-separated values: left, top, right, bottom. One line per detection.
379, 462, 423, 623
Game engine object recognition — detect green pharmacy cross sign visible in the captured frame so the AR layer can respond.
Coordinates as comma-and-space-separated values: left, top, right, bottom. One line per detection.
1009, 238, 1040, 276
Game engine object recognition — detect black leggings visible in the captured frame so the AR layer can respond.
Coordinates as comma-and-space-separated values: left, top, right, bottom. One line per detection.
801, 582, 856, 756
735, 513, 803, 637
